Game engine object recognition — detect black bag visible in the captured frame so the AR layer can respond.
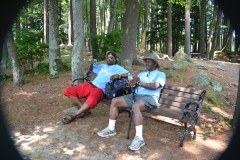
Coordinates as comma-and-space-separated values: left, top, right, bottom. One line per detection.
105, 78, 131, 99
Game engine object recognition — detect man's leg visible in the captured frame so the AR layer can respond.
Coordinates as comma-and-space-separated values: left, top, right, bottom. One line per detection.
128, 100, 148, 151
68, 96, 90, 118
98, 96, 128, 137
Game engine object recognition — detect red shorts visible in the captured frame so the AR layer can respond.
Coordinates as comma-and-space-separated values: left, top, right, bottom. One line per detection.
64, 82, 104, 109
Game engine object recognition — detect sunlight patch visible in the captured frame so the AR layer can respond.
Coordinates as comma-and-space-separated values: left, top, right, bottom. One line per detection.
14, 91, 38, 97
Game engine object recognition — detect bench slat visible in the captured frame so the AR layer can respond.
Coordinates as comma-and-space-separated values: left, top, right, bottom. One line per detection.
147, 105, 196, 120
163, 85, 203, 94
160, 94, 199, 103
161, 90, 201, 99
157, 102, 196, 111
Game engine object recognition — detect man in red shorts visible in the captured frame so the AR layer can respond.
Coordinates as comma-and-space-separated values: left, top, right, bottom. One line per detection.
62, 51, 129, 124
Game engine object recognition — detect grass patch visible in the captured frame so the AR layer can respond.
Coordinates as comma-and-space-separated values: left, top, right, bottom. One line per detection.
60, 49, 71, 56
179, 66, 188, 72
205, 92, 225, 108
203, 104, 212, 113
190, 140, 199, 147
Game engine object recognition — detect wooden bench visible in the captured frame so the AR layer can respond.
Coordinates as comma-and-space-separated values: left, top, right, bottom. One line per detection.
190, 53, 201, 58
100, 85, 206, 147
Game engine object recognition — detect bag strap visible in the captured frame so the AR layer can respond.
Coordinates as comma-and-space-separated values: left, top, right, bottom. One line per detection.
72, 77, 87, 86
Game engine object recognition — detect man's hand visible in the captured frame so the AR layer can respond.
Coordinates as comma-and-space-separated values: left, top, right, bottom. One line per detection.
110, 74, 119, 80
128, 77, 140, 86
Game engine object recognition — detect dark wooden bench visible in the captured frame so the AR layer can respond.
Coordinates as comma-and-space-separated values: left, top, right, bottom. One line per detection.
190, 53, 201, 58
100, 85, 206, 147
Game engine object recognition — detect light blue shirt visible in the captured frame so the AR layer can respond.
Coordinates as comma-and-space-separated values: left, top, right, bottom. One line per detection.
91, 64, 128, 93
135, 70, 166, 104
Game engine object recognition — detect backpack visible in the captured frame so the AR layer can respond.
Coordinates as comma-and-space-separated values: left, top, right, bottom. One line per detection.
105, 78, 131, 99
72, 71, 131, 98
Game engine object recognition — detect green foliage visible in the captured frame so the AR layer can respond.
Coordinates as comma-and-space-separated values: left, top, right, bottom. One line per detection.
203, 104, 212, 113
60, 49, 71, 56
167, 71, 182, 82
205, 92, 225, 108
35, 62, 49, 74
179, 66, 188, 72
219, 116, 232, 126
62, 59, 71, 71
209, 126, 215, 132
91, 30, 122, 61
15, 29, 48, 73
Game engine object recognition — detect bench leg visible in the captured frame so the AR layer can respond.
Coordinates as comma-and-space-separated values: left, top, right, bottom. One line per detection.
180, 125, 195, 147
126, 110, 133, 139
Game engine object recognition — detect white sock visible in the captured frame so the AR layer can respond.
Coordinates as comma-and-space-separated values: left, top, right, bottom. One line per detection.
108, 119, 116, 131
135, 125, 143, 140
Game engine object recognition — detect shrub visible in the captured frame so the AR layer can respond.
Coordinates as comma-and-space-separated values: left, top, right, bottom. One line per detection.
91, 30, 122, 61
15, 29, 48, 73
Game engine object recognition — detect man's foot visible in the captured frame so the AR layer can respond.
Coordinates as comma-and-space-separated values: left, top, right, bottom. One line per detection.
97, 127, 117, 137
128, 136, 145, 151
76, 110, 91, 118
62, 115, 75, 124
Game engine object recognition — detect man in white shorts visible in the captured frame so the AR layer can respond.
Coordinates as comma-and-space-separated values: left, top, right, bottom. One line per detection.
97, 55, 166, 151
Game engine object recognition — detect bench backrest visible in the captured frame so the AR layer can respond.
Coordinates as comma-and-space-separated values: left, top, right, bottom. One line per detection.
148, 85, 206, 120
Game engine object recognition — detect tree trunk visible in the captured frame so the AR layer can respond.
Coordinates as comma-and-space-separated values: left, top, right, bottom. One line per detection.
90, 0, 97, 59
6, 30, 25, 86
48, 0, 63, 76
184, 0, 191, 56
206, 3, 217, 59
167, 2, 172, 58
199, 0, 206, 58
235, 31, 240, 52
105, 0, 111, 34
221, 25, 233, 52
99, 0, 104, 33
0, 42, 7, 80
209, 6, 222, 60
226, 26, 233, 51
44, 0, 49, 44
140, 0, 148, 53
108, 0, 118, 33
120, 0, 144, 74
67, 0, 72, 46
71, 0, 85, 83
232, 68, 240, 129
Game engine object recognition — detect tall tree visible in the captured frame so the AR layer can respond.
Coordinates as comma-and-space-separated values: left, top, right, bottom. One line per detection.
120, 0, 144, 73
140, 0, 148, 53
184, 0, 191, 56
90, 0, 97, 59
67, 0, 73, 46
108, 0, 118, 33
206, 3, 217, 59
71, 0, 85, 82
48, 0, 63, 76
167, 2, 173, 58
44, 0, 49, 44
232, 68, 240, 129
6, 29, 25, 85
199, 0, 206, 58
0, 42, 7, 80
209, 6, 222, 60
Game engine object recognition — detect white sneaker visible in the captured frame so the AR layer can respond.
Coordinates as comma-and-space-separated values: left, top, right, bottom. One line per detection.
97, 127, 117, 138
128, 136, 145, 151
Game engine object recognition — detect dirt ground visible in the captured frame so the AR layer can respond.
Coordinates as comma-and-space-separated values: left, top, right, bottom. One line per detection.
1, 52, 240, 160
